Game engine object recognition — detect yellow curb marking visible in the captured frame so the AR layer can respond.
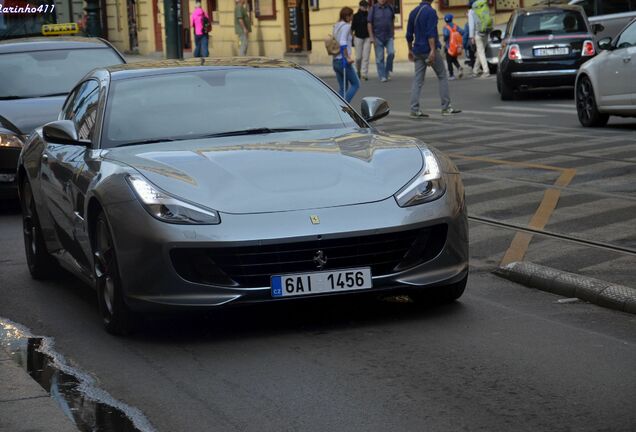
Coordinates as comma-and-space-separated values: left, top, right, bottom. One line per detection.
447, 153, 577, 266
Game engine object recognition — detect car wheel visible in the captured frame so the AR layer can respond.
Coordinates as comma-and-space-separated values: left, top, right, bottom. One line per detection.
93, 212, 136, 335
20, 180, 61, 279
576, 76, 609, 127
409, 274, 468, 304
497, 73, 514, 101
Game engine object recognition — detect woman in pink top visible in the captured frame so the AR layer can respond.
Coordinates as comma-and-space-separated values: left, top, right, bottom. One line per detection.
191, 0, 211, 57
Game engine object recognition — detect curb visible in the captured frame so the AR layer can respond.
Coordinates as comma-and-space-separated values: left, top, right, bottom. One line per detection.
494, 261, 636, 315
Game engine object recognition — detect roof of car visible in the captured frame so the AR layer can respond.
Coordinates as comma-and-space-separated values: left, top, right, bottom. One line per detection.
0, 37, 112, 54
516, 5, 584, 15
106, 57, 302, 80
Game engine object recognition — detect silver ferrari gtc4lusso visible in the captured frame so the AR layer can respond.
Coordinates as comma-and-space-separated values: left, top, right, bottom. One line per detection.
17, 58, 468, 334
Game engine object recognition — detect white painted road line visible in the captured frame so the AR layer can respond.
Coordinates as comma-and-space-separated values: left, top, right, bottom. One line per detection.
392, 110, 545, 118
493, 105, 577, 115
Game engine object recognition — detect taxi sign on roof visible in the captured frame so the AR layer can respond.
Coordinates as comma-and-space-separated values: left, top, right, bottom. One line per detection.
41, 23, 79, 36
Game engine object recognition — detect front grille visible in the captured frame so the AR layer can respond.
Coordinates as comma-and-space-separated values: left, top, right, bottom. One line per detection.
171, 224, 447, 288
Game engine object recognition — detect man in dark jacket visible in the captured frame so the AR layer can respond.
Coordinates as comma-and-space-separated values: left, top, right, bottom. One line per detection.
406, 0, 461, 117
352, 0, 371, 80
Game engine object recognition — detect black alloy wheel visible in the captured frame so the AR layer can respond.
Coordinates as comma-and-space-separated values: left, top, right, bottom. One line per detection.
20, 180, 60, 279
93, 212, 136, 335
576, 76, 609, 127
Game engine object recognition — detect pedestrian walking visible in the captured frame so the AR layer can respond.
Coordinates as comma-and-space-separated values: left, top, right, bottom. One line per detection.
332, 7, 360, 103
406, 0, 461, 118
352, 0, 371, 81
191, 0, 210, 58
442, 13, 464, 80
234, 0, 251, 56
367, 0, 395, 83
468, 0, 493, 78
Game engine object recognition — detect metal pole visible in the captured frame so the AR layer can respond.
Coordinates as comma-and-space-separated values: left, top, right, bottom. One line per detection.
164, 0, 183, 59
84, 0, 102, 37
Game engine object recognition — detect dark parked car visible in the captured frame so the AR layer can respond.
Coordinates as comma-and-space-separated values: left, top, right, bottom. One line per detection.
497, 6, 597, 100
17, 58, 469, 335
0, 37, 125, 199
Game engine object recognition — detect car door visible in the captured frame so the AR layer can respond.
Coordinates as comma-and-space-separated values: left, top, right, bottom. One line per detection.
597, 20, 636, 107
40, 79, 100, 263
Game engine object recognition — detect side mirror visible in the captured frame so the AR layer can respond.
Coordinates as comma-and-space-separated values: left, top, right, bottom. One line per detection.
42, 120, 84, 145
591, 23, 605, 34
490, 29, 502, 42
598, 37, 613, 50
361, 97, 390, 123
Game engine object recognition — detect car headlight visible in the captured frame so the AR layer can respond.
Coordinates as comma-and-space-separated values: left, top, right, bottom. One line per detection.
0, 133, 25, 148
127, 175, 220, 224
394, 148, 446, 207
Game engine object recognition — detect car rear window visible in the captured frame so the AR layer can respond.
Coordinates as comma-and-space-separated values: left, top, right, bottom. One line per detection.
0, 48, 123, 99
514, 11, 588, 36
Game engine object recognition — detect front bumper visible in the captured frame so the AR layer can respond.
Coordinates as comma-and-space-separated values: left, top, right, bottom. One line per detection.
104, 174, 468, 311
0, 147, 20, 200
500, 57, 589, 88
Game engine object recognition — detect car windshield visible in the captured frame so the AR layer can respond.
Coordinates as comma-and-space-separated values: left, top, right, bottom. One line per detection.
0, 48, 123, 99
102, 68, 367, 148
514, 11, 588, 36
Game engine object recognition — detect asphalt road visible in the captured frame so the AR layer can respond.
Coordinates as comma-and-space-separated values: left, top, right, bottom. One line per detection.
1, 71, 636, 432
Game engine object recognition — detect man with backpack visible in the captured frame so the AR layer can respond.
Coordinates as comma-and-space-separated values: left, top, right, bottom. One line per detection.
469, 0, 493, 78
443, 13, 464, 80
191, 0, 211, 58
406, 0, 461, 118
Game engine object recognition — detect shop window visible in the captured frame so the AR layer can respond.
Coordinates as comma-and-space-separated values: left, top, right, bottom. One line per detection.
255, 0, 276, 19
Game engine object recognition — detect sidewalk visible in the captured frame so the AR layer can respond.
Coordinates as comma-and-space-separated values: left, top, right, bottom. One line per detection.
123, 52, 415, 78
0, 347, 77, 432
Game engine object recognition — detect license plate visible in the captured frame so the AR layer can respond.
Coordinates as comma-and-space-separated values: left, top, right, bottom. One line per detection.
534, 47, 569, 56
271, 268, 372, 298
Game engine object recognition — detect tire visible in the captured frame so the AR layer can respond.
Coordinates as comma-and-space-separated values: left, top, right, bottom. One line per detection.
409, 274, 468, 304
93, 212, 137, 335
576, 76, 609, 127
20, 180, 61, 279
497, 73, 514, 101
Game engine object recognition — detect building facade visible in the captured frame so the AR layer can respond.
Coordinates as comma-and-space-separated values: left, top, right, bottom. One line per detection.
100, 0, 547, 62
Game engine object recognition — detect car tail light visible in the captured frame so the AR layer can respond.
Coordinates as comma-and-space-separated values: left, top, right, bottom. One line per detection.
508, 44, 521, 60
582, 40, 595, 56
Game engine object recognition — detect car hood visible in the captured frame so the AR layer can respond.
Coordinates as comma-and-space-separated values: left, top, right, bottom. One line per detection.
104, 129, 424, 214
0, 97, 65, 135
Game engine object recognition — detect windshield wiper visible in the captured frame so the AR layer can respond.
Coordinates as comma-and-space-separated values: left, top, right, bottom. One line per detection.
0, 93, 68, 100
203, 127, 308, 138
37, 92, 69, 98
115, 138, 177, 147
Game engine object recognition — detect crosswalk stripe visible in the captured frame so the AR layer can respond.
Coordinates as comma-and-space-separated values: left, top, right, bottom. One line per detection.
492, 105, 577, 115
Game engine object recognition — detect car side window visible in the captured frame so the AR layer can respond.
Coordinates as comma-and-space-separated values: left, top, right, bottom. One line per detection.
72, 80, 100, 142
615, 21, 636, 48
61, 87, 79, 121
576, 0, 596, 17
600, 0, 630, 15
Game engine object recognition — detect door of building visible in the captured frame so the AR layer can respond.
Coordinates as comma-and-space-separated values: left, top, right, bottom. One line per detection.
181, 0, 191, 51
285, 0, 311, 52
152, 0, 163, 51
